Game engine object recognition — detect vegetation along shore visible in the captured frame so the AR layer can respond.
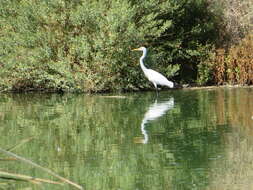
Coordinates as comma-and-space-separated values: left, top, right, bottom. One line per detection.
0, 0, 252, 93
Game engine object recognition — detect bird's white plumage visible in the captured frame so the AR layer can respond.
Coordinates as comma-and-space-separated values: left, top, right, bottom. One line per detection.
144, 69, 174, 88
133, 47, 174, 89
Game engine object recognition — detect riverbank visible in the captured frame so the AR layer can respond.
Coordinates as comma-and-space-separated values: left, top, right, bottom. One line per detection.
1, 84, 253, 94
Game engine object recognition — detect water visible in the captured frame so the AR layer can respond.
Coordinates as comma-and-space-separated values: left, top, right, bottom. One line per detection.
0, 87, 253, 190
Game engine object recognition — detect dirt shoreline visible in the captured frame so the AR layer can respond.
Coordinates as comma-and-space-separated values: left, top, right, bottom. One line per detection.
179, 85, 253, 90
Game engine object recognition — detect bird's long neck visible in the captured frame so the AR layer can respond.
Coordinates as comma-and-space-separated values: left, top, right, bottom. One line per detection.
140, 49, 148, 72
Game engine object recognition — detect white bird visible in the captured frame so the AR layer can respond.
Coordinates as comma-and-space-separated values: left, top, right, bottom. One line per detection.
132, 47, 174, 91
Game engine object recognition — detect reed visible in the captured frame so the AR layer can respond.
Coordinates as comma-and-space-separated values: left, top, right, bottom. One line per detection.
0, 147, 83, 189
0, 170, 63, 185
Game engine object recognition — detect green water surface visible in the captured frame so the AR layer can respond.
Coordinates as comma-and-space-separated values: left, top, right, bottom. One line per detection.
0, 87, 253, 190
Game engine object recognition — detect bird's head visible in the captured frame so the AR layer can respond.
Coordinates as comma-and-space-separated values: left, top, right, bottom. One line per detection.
132, 47, 146, 52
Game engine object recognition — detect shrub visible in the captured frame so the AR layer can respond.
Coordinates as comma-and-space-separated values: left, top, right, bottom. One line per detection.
196, 46, 215, 86
207, 33, 253, 85
0, 0, 180, 92
152, 0, 223, 83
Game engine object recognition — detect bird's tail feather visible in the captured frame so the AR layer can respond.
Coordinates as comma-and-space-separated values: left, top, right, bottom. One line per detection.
166, 81, 174, 88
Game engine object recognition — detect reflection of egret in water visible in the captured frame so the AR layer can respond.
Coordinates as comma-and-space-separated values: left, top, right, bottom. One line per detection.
135, 98, 174, 144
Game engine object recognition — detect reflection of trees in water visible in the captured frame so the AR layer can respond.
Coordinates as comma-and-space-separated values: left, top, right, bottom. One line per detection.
0, 92, 176, 189
159, 88, 253, 189
207, 88, 253, 189
0, 88, 252, 189
216, 88, 253, 133
155, 90, 223, 189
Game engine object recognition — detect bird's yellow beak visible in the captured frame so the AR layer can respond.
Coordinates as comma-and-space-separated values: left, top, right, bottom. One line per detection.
132, 48, 141, 51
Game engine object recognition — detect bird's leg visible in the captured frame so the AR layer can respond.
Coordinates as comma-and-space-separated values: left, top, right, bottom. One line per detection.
153, 83, 159, 97
152, 83, 157, 90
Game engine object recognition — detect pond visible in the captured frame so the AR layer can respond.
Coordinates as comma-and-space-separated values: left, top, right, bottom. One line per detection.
0, 87, 253, 190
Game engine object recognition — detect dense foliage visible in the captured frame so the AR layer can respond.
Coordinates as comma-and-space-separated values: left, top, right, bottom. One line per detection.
200, 33, 253, 85
0, 0, 174, 92
0, 0, 251, 92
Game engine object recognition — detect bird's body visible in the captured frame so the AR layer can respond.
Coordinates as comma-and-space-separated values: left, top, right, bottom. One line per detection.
142, 68, 174, 89
133, 47, 174, 90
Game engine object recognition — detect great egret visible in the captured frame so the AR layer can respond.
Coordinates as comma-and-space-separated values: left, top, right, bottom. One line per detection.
132, 47, 174, 91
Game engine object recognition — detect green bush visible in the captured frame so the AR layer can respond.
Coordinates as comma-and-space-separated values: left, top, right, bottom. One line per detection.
153, 0, 222, 84
0, 0, 223, 92
0, 0, 180, 92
